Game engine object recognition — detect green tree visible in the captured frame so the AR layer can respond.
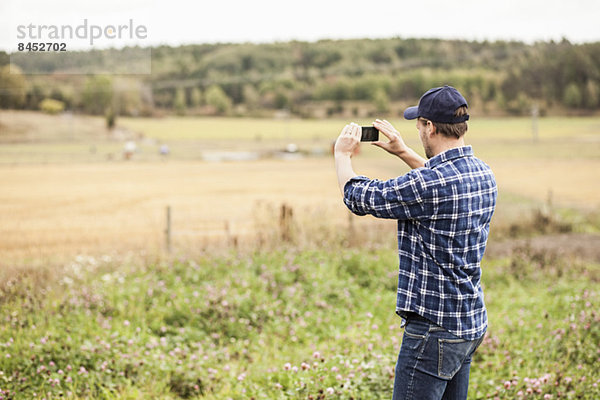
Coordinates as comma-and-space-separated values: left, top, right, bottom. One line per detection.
205, 85, 232, 114
0, 65, 26, 109
105, 107, 116, 129
82, 76, 113, 115
563, 83, 582, 108
26, 85, 46, 110
242, 85, 259, 110
372, 87, 390, 113
190, 87, 203, 108
584, 80, 599, 109
274, 90, 289, 109
174, 88, 187, 115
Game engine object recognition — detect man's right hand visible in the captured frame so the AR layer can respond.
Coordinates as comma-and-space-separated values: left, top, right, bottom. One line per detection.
372, 119, 409, 157
372, 119, 426, 169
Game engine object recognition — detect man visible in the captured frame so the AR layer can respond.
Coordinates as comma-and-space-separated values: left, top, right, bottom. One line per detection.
334, 86, 497, 400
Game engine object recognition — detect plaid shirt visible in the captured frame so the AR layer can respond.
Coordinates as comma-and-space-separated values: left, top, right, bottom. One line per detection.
343, 146, 497, 340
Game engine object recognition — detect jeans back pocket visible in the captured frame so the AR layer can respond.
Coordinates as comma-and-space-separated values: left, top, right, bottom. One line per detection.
437, 338, 475, 378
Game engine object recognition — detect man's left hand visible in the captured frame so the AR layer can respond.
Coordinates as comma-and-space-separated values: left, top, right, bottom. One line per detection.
334, 123, 361, 158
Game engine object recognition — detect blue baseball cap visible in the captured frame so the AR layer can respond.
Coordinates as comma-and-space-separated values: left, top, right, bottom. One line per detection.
403, 85, 469, 123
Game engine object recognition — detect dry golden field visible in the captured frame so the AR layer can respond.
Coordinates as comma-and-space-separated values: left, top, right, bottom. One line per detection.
1, 110, 599, 264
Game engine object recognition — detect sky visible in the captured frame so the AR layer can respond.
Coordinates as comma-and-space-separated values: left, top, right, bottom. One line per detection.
1, 0, 600, 51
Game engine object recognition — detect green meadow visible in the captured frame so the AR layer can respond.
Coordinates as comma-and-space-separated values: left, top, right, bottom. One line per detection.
0, 248, 598, 399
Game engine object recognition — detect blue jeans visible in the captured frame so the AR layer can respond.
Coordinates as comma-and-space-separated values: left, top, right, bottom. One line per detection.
392, 314, 484, 400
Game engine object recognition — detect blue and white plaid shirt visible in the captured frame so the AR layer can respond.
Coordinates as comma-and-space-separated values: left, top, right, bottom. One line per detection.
343, 146, 497, 340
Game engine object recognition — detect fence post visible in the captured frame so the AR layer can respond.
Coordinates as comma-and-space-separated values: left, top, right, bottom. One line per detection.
280, 203, 294, 242
165, 205, 172, 253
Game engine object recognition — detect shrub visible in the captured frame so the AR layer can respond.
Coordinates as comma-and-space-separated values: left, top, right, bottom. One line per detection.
39, 98, 65, 114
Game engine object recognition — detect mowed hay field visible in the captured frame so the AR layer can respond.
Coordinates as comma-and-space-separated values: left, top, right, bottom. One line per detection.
1, 110, 600, 264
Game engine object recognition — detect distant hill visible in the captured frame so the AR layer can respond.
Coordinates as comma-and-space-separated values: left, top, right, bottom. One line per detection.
1, 37, 599, 117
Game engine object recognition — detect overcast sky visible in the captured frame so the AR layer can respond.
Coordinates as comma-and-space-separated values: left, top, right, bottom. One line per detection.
2, 0, 599, 51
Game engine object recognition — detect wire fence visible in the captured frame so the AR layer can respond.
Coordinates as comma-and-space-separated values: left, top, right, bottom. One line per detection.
162, 203, 396, 254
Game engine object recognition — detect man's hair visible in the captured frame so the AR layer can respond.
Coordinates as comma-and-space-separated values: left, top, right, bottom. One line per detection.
419, 106, 468, 139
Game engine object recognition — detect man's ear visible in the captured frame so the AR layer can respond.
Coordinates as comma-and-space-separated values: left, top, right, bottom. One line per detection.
427, 121, 437, 136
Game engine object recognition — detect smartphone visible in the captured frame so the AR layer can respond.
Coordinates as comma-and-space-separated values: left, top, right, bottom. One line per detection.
361, 126, 379, 142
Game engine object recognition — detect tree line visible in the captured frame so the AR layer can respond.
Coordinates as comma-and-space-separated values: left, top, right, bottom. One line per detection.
1, 37, 599, 118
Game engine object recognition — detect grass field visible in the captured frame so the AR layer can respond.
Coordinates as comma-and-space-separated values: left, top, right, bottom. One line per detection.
0, 248, 598, 399
1, 110, 599, 398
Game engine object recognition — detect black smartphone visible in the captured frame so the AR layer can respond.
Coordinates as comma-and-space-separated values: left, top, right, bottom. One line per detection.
361, 126, 379, 142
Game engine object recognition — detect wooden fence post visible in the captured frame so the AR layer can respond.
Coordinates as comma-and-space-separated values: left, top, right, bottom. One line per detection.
280, 203, 294, 242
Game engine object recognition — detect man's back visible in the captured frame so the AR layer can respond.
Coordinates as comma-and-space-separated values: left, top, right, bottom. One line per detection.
344, 145, 497, 340
397, 146, 497, 340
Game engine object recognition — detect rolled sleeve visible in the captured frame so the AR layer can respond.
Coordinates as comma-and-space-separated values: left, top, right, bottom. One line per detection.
343, 171, 426, 220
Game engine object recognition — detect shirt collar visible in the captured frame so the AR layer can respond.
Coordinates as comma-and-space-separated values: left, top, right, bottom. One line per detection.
425, 145, 473, 169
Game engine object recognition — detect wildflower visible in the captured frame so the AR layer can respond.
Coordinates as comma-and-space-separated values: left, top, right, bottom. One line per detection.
326, 387, 335, 395
312, 351, 321, 359
301, 362, 310, 371
237, 373, 245, 381
504, 381, 511, 389
124, 320, 130, 326
292, 366, 298, 373
283, 363, 291, 371
544, 395, 552, 399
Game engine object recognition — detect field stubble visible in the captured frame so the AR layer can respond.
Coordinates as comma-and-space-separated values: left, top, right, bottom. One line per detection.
1, 111, 600, 263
